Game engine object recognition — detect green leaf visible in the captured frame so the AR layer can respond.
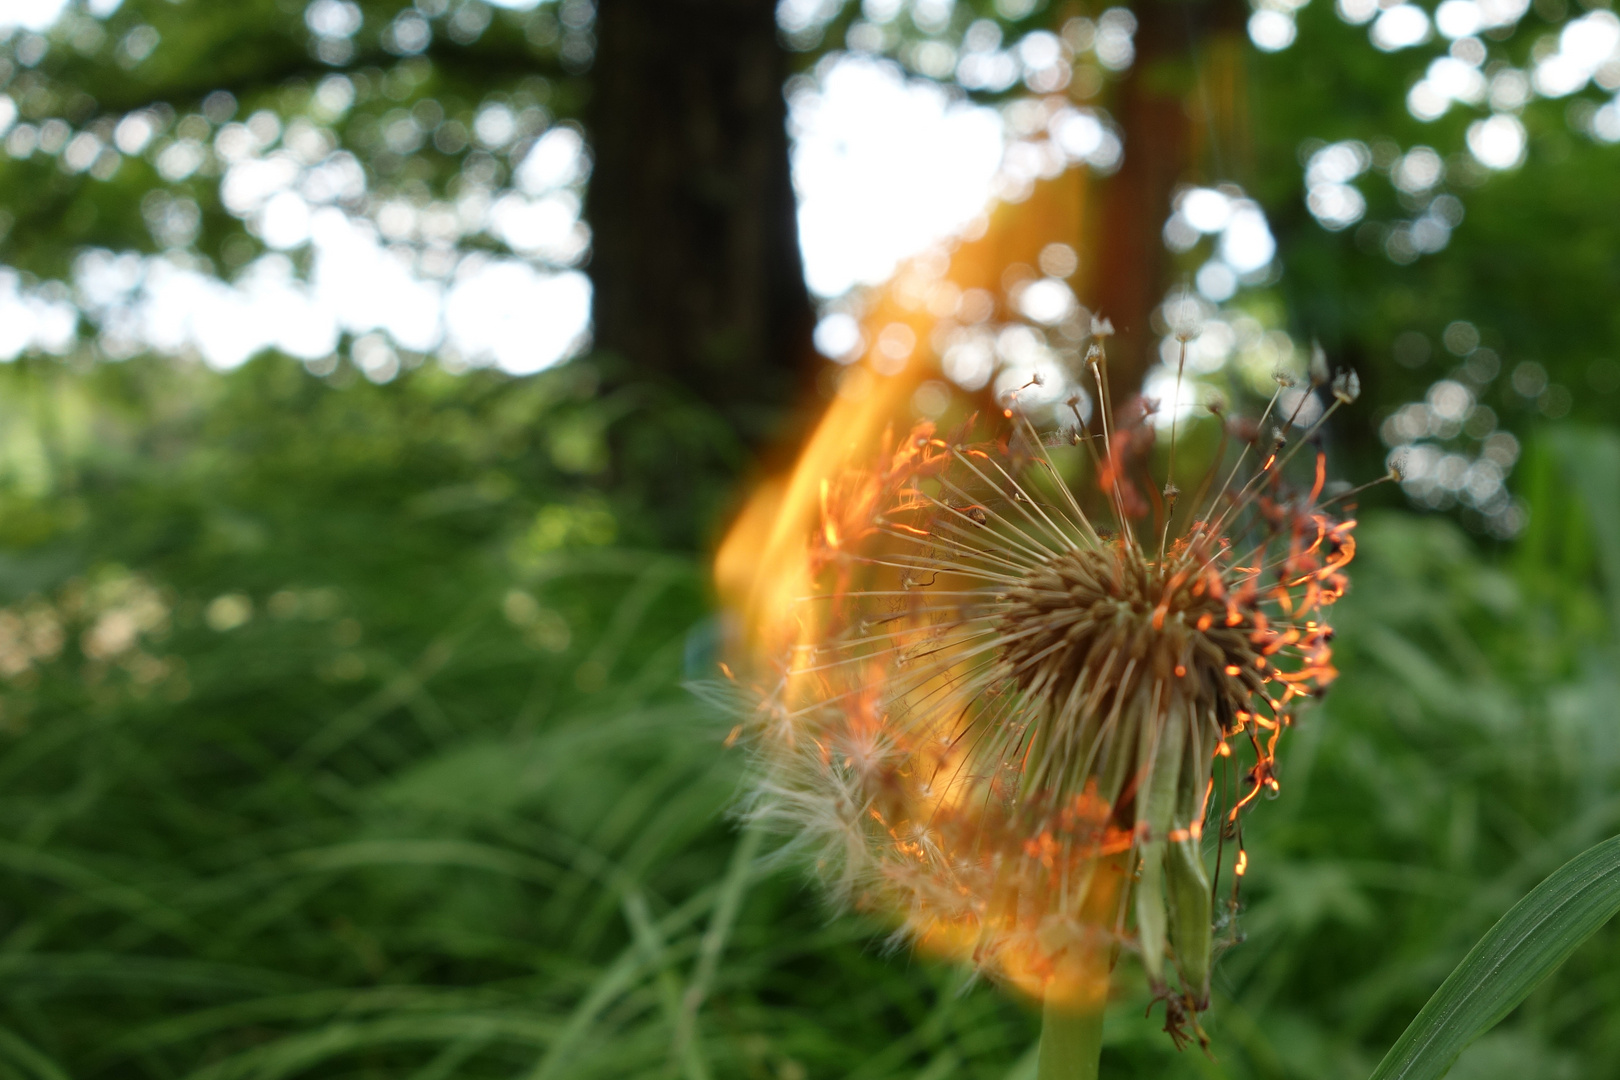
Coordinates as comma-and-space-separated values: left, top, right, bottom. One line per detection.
1370, 834, 1620, 1080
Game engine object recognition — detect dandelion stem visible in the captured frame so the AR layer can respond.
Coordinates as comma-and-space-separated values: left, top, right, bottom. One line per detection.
1038, 991, 1106, 1080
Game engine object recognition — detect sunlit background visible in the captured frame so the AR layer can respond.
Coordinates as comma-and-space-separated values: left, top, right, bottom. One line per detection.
3, 0, 1617, 538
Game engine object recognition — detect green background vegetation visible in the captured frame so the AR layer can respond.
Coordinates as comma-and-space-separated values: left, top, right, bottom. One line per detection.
0, 358, 1613, 1078
1, 0, 1619, 1076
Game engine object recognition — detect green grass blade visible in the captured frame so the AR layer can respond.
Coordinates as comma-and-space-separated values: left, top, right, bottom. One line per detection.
1549, 427, 1620, 633
1370, 834, 1620, 1080
0, 1029, 73, 1080
673, 822, 763, 1068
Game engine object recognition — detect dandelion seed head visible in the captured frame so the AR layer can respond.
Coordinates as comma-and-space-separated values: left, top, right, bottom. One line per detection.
719, 343, 1356, 1036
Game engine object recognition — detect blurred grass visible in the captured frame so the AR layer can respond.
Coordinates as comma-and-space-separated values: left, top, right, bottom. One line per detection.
0, 357, 1613, 1079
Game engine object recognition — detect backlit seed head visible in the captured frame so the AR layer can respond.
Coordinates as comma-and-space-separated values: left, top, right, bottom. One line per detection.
722, 348, 1356, 1045
1309, 341, 1331, 386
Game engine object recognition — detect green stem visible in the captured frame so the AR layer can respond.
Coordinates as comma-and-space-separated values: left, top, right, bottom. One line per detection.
1037, 991, 1106, 1080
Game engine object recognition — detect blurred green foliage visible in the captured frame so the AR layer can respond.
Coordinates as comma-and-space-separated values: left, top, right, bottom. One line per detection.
1255, 1, 1620, 437
1, 0, 1619, 1076
0, 0, 584, 280
5, 0, 1612, 553
0, 356, 1613, 1078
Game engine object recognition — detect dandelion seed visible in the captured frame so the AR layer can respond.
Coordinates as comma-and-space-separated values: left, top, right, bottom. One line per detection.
719, 341, 1355, 1052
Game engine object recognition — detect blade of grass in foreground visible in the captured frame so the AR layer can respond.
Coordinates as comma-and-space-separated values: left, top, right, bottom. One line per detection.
1370, 834, 1620, 1080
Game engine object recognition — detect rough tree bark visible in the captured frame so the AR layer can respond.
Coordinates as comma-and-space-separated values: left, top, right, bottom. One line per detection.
587, 0, 815, 441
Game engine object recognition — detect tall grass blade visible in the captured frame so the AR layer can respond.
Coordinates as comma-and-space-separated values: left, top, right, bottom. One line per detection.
1369, 834, 1620, 1080
0, 1029, 73, 1080
1549, 427, 1620, 633
674, 823, 764, 1065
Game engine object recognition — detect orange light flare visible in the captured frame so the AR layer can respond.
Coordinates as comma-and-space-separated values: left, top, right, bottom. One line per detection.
716, 167, 1087, 661
711, 171, 1113, 1005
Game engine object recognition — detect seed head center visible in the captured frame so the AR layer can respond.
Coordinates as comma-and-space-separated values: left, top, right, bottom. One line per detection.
997, 546, 1256, 712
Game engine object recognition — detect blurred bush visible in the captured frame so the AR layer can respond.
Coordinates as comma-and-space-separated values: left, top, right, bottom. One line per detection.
0, 359, 1614, 1078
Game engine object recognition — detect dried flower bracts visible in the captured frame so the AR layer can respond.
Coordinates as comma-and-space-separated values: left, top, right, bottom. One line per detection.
721, 349, 1357, 1045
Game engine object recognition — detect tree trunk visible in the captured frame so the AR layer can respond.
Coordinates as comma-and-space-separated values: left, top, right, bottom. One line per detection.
1084, 0, 1247, 398
587, 0, 814, 441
